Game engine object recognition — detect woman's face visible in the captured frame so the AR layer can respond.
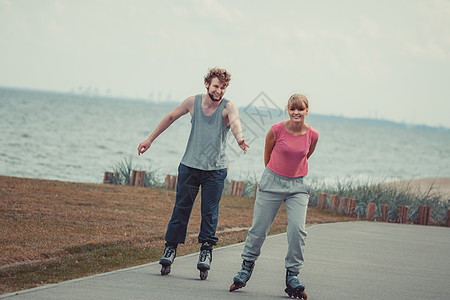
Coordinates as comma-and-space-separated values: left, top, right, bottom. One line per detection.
288, 104, 308, 123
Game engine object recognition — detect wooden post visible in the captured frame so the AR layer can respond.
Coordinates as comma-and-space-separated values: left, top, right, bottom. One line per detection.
329, 195, 339, 211
129, 171, 146, 187
103, 172, 110, 184
404, 206, 409, 223
347, 198, 356, 217
229, 180, 235, 195
338, 197, 348, 214
404, 206, 409, 224
425, 206, 431, 225
130, 170, 137, 186
229, 181, 244, 196
398, 205, 408, 224
165, 175, 177, 189
366, 203, 376, 221
418, 206, 426, 225
397, 206, 403, 223
446, 210, 450, 227
103, 172, 118, 184
135, 171, 145, 187
165, 175, 171, 189
169, 175, 177, 189
236, 181, 244, 197
318, 193, 327, 210
381, 204, 389, 222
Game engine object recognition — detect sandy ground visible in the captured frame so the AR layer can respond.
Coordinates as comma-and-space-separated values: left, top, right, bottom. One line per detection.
386, 178, 450, 199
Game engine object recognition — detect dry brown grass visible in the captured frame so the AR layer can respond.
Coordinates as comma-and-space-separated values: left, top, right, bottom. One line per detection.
0, 175, 355, 294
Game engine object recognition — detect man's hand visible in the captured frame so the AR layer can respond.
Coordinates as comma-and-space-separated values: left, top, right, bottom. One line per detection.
137, 139, 152, 156
238, 139, 249, 154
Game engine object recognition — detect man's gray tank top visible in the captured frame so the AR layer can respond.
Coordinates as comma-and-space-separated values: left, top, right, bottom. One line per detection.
180, 94, 230, 170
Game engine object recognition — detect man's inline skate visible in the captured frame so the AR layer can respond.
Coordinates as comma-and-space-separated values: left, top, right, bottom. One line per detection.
229, 260, 255, 292
159, 244, 177, 276
285, 270, 307, 299
197, 242, 213, 280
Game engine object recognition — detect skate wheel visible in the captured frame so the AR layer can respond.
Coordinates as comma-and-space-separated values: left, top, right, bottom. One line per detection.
285, 288, 306, 299
199, 269, 208, 280
229, 283, 240, 292
230, 281, 245, 292
160, 265, 171, 276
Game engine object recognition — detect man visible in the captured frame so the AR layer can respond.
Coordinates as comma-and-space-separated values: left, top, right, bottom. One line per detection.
137, 68, 249, 279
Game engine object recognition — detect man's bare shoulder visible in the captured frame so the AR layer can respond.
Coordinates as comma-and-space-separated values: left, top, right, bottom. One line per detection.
223, 100, 238, 113
185, 95, 197, 101
181, 95, 196, 105
179, 95, 197, 111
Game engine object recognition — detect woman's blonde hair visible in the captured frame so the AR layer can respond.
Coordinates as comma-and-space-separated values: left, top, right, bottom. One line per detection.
286, 94, 309, 111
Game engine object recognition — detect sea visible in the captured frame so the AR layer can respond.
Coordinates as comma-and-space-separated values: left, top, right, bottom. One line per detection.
1, 87, 449, 186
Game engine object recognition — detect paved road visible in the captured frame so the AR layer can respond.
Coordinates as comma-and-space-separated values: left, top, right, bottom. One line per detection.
2, 222, 450, 299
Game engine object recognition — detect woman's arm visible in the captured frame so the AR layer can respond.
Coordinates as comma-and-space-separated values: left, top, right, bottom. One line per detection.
264, 128, 276, 166
306, 137, 318, 159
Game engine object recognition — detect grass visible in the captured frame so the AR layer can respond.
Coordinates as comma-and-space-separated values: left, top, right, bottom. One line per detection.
0, 175, 355, 294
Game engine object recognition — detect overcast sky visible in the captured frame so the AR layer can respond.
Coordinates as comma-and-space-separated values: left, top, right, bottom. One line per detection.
1, 0, 449, 128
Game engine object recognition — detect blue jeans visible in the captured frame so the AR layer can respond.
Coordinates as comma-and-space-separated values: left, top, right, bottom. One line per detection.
164, 163, 227, 246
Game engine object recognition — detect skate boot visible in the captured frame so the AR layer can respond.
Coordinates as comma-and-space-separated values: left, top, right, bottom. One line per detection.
229, 260, 255, 292
285, 270, 307, 299
159, 244, 177, 276
197, 242, 213, 280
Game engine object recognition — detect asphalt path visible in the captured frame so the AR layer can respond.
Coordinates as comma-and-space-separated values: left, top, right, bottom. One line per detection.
2, 222, 449, 299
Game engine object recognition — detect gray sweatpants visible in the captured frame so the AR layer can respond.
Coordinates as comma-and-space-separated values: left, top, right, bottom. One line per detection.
241, 168, 309, 274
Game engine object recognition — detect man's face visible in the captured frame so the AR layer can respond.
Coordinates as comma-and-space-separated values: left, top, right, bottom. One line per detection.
205, 77, 227, 102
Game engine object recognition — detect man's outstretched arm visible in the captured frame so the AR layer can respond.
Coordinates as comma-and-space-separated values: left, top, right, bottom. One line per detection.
226, 102, 249, 154
138, 97, 194, 155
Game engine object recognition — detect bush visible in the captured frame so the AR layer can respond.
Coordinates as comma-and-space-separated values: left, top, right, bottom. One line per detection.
112, 156, 163, 188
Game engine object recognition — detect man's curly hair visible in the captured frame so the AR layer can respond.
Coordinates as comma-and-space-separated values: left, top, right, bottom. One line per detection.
204, 68, 231, 87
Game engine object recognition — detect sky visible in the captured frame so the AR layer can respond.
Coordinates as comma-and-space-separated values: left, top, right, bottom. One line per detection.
1, 0, 450, 128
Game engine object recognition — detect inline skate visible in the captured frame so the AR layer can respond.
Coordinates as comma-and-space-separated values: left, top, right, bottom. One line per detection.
285, 269, 307, 299
229, 260, 255, 292
197, 242, 213, 280
159, 244, 177, 276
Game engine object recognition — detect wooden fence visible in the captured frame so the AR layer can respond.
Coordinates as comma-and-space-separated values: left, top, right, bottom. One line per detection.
101, 172, 450, 228
314, 193, 449, 227
103, 170, 146, 187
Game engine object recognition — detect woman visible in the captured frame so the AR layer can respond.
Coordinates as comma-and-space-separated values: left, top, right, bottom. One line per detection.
229, 94, 318, 299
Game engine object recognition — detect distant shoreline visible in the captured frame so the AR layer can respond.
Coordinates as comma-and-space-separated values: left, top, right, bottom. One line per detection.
2, 86, 449, 130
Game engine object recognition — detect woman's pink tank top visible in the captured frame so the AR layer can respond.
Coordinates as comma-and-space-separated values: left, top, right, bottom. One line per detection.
267, 122, 319, 178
